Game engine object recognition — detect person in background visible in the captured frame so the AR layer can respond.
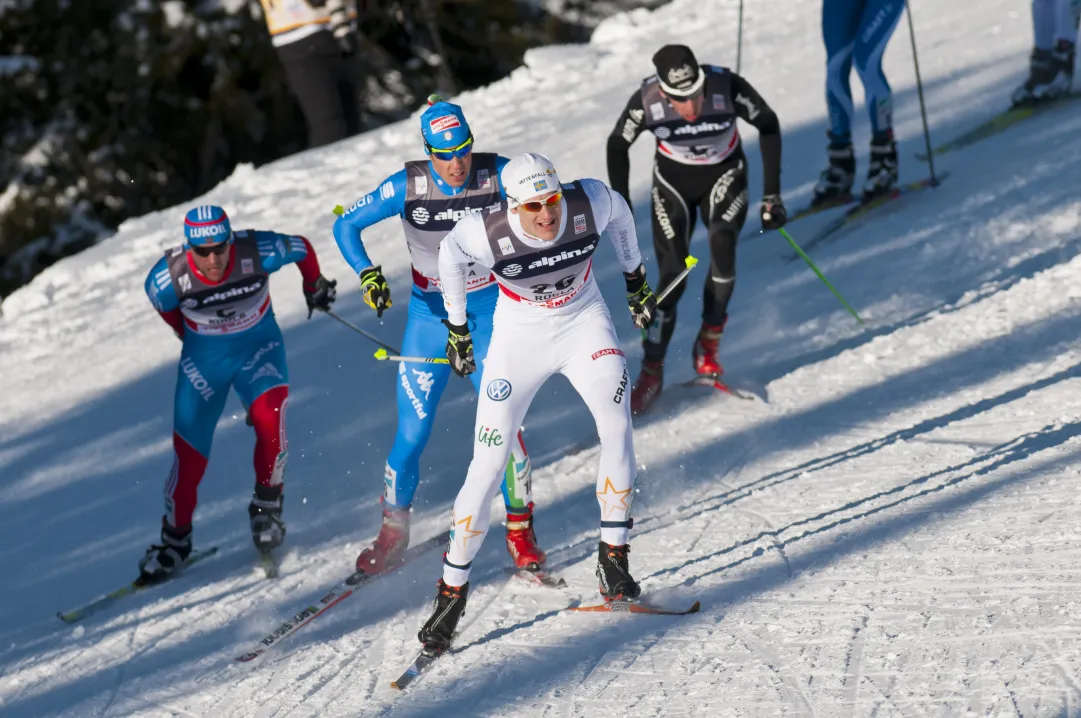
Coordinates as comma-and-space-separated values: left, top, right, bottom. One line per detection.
258, 0, 366, 147
1012, 0, 1079, 106
811, 0, 906, 208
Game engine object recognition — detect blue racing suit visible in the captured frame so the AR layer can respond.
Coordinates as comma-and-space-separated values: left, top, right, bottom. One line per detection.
822, 0, 906, 142
145, 231, 322, 527
333, 154, 533, 512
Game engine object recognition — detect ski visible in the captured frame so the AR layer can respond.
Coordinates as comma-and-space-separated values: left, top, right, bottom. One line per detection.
787, 171, 951, 260
390, 649, 441, 690
788, 193, 856, 224
232, 530, 449, 663
504, 566, 568, 588
57, 546, 220, 624
915, 93, 1081, 161
684, 375, 755, 401
568, 599, 701, 616
259, 550, 279, 579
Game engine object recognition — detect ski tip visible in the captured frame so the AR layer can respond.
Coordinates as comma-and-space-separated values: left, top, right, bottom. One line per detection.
688, 601, 702, 614
57, 611, 76, 623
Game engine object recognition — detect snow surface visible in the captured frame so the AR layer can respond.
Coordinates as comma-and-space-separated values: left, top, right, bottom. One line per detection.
2, 0, 1081, 715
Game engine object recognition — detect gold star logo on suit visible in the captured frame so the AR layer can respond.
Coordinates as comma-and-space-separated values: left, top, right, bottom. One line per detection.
451, 513, 485, 551
596, 477, 632, 519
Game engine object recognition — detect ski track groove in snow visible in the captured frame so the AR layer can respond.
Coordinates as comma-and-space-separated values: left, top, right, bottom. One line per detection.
841, 612, 869, 718
731, 626, 818, 717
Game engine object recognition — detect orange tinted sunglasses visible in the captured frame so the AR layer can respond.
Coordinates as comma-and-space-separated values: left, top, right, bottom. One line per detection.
518, 191, 563, 213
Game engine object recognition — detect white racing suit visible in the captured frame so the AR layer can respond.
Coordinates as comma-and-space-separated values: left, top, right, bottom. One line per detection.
437, 177, 644, 587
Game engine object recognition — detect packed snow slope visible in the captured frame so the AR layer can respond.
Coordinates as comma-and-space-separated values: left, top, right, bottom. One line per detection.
3, 0, 1081, 715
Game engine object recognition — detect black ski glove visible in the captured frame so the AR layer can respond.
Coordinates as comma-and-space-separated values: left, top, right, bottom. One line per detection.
443, 319, 476, 377
760, 194, 788, 231
359, 265, 392, 317
624, 264, 656, 329
304, 275, 338, 319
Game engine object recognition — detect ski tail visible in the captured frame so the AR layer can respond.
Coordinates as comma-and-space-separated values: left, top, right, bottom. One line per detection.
57, 546, 220, 624
232, 530, 451, 664
788, 171, 951, 259
504, 566, 568, 588
259, 550, 279, 579
916, 93, 1081, 161
685, 375, 756, 401
568, 599, 701, 615
390, 651, 440, 690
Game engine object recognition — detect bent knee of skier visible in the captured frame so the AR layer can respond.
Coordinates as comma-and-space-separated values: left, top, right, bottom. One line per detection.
249, 385, 289, 486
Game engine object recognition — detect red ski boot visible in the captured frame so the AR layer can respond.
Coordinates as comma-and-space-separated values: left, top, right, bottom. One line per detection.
629, 360, 664, 416
505, 503, 547, 569
356, 504, 410, 574
692, 323, 725, 378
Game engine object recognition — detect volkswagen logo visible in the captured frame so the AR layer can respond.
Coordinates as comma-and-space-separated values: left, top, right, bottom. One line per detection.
486, 378, 512, 401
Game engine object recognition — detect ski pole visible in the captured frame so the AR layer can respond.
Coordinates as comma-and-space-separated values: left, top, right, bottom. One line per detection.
373, 348, 449, 365
906, 5, 938, 184
778, 228, 864, 326
322, 309, 401, 354
735, 0, 744, 74
655, 255, 700, 305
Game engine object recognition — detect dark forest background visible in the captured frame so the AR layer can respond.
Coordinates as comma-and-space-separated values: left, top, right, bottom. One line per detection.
0, 0, 664, 300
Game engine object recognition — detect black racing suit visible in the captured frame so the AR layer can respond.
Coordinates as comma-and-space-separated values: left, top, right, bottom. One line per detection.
277, 29, 366, 148
607, 65, 782, 363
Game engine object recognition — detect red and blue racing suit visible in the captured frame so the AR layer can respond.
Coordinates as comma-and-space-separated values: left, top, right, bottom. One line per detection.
144, 230, 322, 529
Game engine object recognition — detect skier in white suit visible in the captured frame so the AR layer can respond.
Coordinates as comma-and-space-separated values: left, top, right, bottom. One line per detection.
415, 153, 657, 656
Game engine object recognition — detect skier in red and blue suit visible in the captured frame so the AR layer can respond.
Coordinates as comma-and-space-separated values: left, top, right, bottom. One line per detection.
139, 205, 337, 582
332, 97, 546, 576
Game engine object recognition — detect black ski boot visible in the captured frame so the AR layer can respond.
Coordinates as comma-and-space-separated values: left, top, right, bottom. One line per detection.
1012, 42, 1074, 106
811, 142, 855, 207
417, 580, 469, 655
1038, 39, 1076, 100
249, 483, 286, 552
138, 520, 193, 584
596, 541, 642, 601
862, 131, 898, 202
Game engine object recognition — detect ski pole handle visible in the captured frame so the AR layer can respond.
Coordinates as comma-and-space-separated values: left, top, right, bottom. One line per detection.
655, 255, 699, 305
373, 348, 450, 365
322, 308, 402, 354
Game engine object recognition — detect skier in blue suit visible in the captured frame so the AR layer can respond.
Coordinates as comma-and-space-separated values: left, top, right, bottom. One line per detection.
332, 97, 546, 574
140, 205, 337, 582
812, 0, 906, 207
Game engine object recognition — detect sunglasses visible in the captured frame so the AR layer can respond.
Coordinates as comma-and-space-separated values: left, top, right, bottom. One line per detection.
665, 90, 703, 104
190, 241, 231, 257
517, 191, 563, 213
426, 135, 474, 160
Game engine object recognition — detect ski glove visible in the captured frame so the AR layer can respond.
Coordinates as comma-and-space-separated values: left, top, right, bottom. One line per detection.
304, 275, 338, 319
624, 264, 656, 330
760, 194, 787, 231
359, 265, 392, 317
443, 319, 476, 377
